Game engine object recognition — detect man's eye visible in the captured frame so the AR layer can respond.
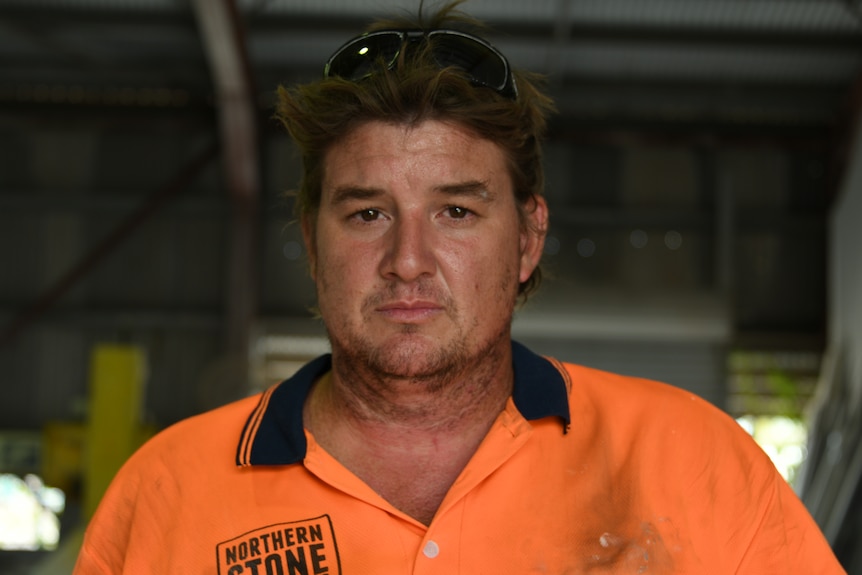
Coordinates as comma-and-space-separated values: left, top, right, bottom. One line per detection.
356, 209, 380, 222
446, 206, 470, 219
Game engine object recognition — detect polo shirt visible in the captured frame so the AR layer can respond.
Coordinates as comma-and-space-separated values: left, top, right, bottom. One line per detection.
73, 341, 844, 574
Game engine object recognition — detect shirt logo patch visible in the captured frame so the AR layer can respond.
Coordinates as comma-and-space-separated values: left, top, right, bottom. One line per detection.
216, 515, 341, 574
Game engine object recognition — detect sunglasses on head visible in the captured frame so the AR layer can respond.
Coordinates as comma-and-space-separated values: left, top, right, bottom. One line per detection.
324, 29, 518, 101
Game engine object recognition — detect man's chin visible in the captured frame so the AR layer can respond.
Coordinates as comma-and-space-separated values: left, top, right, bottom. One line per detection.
355, 335, 468, 381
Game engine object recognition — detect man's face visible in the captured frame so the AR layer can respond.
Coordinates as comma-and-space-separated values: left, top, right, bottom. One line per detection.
304, 119, 546, 379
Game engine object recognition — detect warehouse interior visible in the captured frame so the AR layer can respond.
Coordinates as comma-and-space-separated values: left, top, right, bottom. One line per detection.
1, 0, 861, 572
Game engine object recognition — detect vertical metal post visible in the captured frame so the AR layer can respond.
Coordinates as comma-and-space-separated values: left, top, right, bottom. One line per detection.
716, 169, 735, 297
191, 0, 260, 395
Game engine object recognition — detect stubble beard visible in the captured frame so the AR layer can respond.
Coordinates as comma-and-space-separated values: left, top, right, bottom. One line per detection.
323, 279, 517, 395
326, 314, 513, 426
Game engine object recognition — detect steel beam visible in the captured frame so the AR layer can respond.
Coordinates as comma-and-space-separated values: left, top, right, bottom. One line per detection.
191, 0, 260, 365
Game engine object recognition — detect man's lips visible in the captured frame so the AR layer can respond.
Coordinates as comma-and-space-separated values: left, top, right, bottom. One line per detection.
375, 301, 443, 322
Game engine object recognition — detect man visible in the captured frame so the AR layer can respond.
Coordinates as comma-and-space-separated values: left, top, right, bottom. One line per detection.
75, 4, 845, 574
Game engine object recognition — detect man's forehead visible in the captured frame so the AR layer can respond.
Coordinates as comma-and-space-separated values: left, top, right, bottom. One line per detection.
320, 119, 509, 193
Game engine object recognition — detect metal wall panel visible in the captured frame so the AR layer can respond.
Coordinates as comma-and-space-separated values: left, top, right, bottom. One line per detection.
516, 335, 728, 408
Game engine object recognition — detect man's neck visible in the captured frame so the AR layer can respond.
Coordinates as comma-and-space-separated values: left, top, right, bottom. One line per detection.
303, 340, 514, 524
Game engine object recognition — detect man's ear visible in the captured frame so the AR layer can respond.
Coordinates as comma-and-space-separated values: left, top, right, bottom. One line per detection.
519, 195, 548, 284
301, 214, 317, 281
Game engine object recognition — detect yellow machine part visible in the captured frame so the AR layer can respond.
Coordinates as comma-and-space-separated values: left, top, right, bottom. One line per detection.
83, 344, 147, 519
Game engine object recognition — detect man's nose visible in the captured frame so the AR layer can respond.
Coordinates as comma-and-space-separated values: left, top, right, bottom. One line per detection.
379, 214, 436, 282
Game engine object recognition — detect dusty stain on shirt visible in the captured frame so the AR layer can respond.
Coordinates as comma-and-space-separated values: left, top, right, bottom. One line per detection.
584, 522, 675, 573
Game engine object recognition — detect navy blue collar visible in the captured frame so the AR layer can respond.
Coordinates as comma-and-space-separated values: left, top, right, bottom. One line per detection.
236, 341, 570, 466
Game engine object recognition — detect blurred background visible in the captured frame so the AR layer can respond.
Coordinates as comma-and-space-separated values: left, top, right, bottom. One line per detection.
0, 0, 860, 572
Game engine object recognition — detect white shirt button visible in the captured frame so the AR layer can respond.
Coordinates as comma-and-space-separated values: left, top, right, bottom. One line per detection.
422, 540, 440, 558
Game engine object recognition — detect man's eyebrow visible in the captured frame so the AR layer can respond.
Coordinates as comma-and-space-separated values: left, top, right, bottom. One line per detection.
328, 181, 496, 205
434, 180, 496, 202
328, 185, 384, 206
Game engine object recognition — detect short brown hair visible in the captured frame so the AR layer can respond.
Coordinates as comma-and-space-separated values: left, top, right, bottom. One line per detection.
275, 1, 555, 299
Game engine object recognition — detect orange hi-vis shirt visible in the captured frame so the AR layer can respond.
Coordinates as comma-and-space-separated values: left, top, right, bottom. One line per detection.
74, 342, 845, 574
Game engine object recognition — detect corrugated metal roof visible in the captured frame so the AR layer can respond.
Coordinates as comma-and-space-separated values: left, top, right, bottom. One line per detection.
1, 0, 858, 123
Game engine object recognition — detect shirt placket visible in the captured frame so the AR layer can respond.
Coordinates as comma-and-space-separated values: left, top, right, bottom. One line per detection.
411, 402, 535, 574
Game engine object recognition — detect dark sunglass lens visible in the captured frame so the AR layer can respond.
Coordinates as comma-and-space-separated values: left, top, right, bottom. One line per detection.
326, 33, 403, 80
429, 34, 508, 91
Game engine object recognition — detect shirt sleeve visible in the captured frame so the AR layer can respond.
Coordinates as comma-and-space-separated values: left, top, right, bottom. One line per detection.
697, 408, 846, 574
71, 439, 174, 575
71, 463, 140, 575
736, 465, 846, 574
72, 541, 114, 575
